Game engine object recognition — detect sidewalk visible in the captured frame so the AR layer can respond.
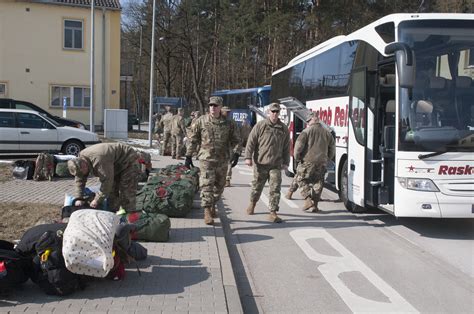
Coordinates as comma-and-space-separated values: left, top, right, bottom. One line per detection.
0, 154, 242, 314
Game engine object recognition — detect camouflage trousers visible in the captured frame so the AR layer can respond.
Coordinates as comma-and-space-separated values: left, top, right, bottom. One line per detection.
294, 161, 326, 206
161, 131, 172, 155
171, 134, 183, 157
226, 148, 233, 181
199, 159, 228, 208
250, 164, 282, 212
108, 160, 140, 212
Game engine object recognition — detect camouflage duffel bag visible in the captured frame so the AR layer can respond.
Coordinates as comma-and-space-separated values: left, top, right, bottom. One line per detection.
55, 162, 73, 177
136, 179, 195, 218
122, 211, 170, 242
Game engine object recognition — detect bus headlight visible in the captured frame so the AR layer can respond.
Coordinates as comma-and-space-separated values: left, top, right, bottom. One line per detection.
398, 177, 439, 192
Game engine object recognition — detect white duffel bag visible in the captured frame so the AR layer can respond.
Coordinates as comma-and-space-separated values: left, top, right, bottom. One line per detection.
62, 209, 119, 278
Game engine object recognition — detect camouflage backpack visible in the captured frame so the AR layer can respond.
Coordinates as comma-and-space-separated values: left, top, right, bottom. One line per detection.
33, 153, 55, 181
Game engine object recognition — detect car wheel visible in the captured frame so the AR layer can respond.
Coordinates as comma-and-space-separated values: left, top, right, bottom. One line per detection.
62, 140, 84, 156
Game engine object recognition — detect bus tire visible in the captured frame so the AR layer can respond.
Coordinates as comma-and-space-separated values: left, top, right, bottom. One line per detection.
339, 159, 355, 212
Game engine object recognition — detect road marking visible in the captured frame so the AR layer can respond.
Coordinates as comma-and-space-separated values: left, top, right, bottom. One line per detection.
290, 229, 418, 313
281, 196, 299, 209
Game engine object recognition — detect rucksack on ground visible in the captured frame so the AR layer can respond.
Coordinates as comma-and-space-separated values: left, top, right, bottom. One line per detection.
62, 210, 119, 278
122, 211, 170, 242
0, 240, 32, 290
55, 161, 73, 177
33, 152, 55, 181
12, 160, 36, 180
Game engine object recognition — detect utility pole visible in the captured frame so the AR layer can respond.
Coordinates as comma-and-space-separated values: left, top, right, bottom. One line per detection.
148, 0, 156, 147
90, 0, 95, 132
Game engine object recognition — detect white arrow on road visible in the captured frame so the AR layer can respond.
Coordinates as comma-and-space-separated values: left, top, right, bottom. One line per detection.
291, 228, 418, 313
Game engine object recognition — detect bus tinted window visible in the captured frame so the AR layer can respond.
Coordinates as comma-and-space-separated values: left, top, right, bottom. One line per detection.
271, 41, 358, 103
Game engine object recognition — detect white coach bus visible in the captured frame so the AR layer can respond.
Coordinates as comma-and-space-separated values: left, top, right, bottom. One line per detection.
271, 13, 474, 217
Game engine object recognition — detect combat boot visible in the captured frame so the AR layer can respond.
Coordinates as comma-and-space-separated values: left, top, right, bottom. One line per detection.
285, 190, 293, 200
204, 207, 214, 225
225, 180, 231, 187
246, 202, 256, 215
302, 197, 315, 211
268, 211, 282, 223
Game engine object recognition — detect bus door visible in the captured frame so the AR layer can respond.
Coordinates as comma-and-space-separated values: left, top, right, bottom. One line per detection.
347, 68, 368, 208
372, 63, 396, 210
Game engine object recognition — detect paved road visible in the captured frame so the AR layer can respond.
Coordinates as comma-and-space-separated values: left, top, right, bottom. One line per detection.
219, 163, 474, 313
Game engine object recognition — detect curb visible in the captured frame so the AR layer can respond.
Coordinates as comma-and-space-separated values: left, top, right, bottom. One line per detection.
214, 210, 244, 313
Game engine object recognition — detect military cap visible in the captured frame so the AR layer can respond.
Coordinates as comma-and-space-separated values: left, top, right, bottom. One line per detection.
305, 111, 315, 122
67, 157, 88, 177
208, 96, 223, 106
221, 106, 231, 112
268, 103, 281, 112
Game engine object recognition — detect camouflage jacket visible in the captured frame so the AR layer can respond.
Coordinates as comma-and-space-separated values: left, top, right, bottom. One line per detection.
170, 115, 186, 136
73, 143, 138, 203
160, 112, 174, 132
294, 122, 335, 164
186, 113, 241, 161
245, 118, 290, 167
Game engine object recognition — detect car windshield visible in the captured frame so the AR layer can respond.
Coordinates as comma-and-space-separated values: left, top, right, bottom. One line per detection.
40, 113, 61, 127
398, 19, 474, 152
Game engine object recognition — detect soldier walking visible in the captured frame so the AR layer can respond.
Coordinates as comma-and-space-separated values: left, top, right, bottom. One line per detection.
159, 105, 174, 155
288, 112, 335, 212
170, 108, 186, 159
67, 143, 140, 213
185, 97, 241, 225
244, 102, 290, 223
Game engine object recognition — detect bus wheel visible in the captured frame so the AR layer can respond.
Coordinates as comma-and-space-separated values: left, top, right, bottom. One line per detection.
339, 159, 355, 212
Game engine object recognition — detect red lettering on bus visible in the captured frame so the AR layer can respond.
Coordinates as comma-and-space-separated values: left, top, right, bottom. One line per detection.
438, 165, 473, 175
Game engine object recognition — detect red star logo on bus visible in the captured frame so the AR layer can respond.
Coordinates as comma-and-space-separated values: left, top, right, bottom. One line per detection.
408, 165, 415, 172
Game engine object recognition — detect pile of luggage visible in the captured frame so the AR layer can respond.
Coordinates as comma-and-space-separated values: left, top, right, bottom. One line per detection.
121, 164, 200, 242
1, 158, 200, 296
0, 210, 147, 296
11, 149, 152, 181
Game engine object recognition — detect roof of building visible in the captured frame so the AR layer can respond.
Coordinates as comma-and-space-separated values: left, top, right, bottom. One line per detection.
31, 0, 121, 10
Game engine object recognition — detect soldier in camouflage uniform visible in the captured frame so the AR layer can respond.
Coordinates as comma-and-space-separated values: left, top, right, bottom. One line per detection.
170, 108, 186, 159
185, 97, 241, 225
221, 106, 237, 187
290, 112, 335, 212
67, 143, 140, 213
159, 106, 174, 155
245, 103, 290, 223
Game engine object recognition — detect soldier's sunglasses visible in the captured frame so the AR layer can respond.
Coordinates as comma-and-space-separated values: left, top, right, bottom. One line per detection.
270, 110, 280, 113
209, 104, 220, 107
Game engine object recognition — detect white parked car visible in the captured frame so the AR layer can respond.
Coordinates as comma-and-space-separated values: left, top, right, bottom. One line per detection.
0, 109, 100, 155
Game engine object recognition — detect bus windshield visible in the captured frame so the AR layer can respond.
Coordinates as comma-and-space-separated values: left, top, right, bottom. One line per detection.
398, 19, 474, 152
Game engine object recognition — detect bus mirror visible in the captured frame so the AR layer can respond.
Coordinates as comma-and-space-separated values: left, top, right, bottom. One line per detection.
385, 42, 415, 88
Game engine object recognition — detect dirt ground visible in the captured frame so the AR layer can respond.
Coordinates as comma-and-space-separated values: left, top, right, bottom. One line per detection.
0, 132, 148, 242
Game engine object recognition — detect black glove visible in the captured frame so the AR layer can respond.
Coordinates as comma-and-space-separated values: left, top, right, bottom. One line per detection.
231, 153, 239, 168
185, 156, 194, 169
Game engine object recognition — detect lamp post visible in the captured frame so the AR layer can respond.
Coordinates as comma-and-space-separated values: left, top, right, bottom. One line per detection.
90, 0, 95, 132
148, 0, 156, 147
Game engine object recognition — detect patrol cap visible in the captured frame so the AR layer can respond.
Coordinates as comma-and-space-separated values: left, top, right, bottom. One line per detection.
305, 111, 315, 122
67, 157, 88, 177
268, 103, 281, 112
221, 106, 231, 112
208, 96, 223, 106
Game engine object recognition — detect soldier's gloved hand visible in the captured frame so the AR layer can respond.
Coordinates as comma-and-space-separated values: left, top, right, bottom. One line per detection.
185, 156, 194, 169
231, 153, 239, 168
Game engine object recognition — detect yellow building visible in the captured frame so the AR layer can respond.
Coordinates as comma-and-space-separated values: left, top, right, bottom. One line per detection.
0, 0, 121, 129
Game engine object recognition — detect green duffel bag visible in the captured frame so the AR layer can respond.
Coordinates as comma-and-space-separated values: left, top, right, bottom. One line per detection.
55, 161, 73, 177
123, 211, 170, 242
135, 178, 195, 218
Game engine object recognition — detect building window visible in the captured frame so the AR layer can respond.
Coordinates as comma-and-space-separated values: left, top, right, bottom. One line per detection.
51, 86, 90, 108
0, 83, 6, 97
64, 19, 83, 50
